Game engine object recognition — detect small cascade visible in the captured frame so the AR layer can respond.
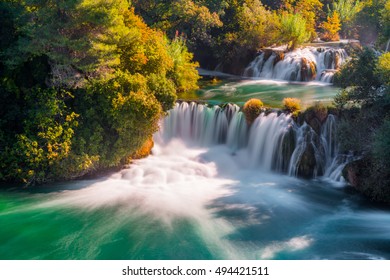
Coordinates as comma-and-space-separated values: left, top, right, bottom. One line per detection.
162, 102, 349, 181
288, 123, 325, 178
244, 47, 348, 83
247, 113, 292, 171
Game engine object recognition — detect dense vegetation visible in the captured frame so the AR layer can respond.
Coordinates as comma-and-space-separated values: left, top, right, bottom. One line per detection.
133, 0, 390, 71
0, 0, 389, 194
334, 49, 390, 202
0, 0, 199, 185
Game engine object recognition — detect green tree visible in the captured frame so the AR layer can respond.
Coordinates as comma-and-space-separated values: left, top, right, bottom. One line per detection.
333, 47, 381, 106
133, 0, 222, 50
354, 0, 387, 44
0, 0, 200, 184
233, 0, 279, 50
380, 0, 390, 45
282, 0, 323, 39
329, 0, 363, 37
279, 12, 311, 50
6, 0, 132, 85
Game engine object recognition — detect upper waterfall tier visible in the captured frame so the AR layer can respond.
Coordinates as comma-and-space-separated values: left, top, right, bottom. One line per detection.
243, 47, 348, 83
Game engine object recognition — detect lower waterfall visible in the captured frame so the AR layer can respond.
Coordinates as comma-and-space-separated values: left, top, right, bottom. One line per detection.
161, 102, 347, 181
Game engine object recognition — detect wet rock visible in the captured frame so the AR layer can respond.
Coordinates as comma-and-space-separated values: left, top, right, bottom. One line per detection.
280, 128, 296, 172
308, 117, 322, 135
263, 49, 274, 61
297, 144, 317, 178
273, 51, 285, 66
301, 57, 317, 81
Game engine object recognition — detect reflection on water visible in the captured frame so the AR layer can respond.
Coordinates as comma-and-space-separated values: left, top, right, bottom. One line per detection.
194, 79, 339, 108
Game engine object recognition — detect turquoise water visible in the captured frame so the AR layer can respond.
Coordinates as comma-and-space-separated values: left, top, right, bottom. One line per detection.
0, 140, 389, 260
193, 79, 339, 108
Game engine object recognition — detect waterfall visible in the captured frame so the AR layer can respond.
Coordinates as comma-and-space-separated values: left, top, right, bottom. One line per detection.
244, 47, 348, 83
386, 39, 390, 52
161, 102, 349, 182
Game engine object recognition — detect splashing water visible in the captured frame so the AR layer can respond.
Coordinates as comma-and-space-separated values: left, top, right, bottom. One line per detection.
163, 102, 348, 181
244, 47, 348, 83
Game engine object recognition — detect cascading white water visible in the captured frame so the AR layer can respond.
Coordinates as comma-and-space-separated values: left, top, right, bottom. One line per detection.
247, 112, 292, 170
162, 102, 348, 181
244, 47, 348, 83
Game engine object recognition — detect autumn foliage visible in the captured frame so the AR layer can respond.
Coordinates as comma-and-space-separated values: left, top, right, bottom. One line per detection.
243, 98, 264, 125
321, 11, 342, 41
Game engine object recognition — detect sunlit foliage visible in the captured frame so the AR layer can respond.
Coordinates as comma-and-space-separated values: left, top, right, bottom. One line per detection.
0, 0, 199, 184
279, 13, 311, 50
321, 10, 342, 41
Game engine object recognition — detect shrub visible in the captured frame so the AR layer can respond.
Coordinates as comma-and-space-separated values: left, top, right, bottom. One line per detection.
305, 102, 328, 123
283, 98, 301, 113
243, 98, 263, 124
279, 12, 311, 50
377, 52, 390, 85
373, 118, 390, 172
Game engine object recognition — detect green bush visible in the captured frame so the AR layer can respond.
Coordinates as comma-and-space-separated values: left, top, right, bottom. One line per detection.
373, 118, 390, 172
0, 1, 200, 185
279, 13, 311, 50
377, 52, 390, 85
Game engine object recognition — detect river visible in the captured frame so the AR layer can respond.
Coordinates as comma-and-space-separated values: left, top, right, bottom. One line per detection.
0, 80, 389, 260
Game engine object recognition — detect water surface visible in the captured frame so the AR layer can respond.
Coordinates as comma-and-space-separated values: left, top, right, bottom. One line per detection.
0, 139, 389, 260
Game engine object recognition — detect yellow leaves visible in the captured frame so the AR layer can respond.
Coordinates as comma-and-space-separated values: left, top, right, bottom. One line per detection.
321, 11, 342, 41
283, 98, 302, 114
377, 53, 390, 85
131, 52, 148, 65
112, 92, 126, 109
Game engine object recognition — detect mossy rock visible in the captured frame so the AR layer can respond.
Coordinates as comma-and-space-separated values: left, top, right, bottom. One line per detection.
243, 98, 264, 125
305, 102, 329, 124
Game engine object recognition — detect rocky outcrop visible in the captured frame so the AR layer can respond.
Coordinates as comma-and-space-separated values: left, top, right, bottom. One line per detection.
274, 51, 285, 66
301, 57, 317, 81
343, 157, 390, 204
217, 48, 258, 75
